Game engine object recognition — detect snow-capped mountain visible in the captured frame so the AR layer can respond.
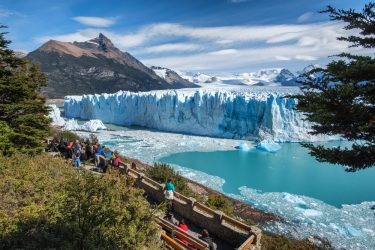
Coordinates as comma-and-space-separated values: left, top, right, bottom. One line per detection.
150, 66, 199, 88
178, 68, 300, 86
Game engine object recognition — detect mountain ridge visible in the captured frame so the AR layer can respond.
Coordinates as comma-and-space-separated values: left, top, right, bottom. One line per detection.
27, 33, 197, 98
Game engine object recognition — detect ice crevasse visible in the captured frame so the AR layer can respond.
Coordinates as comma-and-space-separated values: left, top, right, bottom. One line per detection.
64, 88, 333, 142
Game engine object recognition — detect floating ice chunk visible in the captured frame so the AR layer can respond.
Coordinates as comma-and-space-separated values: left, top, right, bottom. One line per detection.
62, 119, 80, 131
345, 225, 362, 237
235, 142, 251, 151
256, 138, 281, 152
303, 209, 323, 217
81, 119, 107, 132
284, 193, 306, 205
47, 104, 66, 126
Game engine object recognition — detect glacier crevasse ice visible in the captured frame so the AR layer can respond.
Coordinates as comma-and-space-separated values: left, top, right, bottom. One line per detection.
64, 88, 333, 142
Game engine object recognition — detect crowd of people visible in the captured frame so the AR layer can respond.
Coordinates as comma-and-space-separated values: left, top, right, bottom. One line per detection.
47, 137, 122, 172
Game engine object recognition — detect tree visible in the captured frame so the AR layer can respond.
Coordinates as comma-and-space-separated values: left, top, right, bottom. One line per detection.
0, 25, 50, 156
294, 2, 375, 171
0, 154, 162, 249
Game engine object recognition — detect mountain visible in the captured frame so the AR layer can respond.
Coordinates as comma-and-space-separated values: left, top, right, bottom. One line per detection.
150, 66, 199, 88
26, 34, 196, 98
179, 68, 300, 86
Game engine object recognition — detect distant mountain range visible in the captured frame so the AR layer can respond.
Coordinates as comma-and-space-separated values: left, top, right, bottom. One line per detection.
26, 33, 198, 98
176, 67, 317, 87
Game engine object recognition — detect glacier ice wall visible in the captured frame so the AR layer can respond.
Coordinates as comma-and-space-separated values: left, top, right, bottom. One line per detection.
64, 88, 329, 142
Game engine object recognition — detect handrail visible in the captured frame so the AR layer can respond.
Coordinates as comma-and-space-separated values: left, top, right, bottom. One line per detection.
115, 159, 259, 249
221, 214, 252, 233
161, 233, 188, 250
193, 203, 216, 218
238, 235, 255, 250
173, 192, 190, 204
157, 218, 209, 250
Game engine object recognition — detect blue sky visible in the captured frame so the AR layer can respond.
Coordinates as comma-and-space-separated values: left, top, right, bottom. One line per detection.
0, 0, 369, 73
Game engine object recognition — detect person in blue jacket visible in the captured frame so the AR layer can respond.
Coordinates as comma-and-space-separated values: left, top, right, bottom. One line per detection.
164, 179, 175, 200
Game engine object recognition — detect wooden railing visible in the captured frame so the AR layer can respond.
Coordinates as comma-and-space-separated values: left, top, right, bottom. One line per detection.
115, 161, 261, 249
157, 218, 209, 250
238, 235, 255, 250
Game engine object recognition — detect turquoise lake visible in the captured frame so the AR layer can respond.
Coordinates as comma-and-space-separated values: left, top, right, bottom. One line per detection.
160, 142, 375, 208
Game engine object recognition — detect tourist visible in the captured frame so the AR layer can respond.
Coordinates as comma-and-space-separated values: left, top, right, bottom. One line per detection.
199, 229, 217, 250
66, 141, 73, 160
74, 147, 81, 167
85, 142, 93, 160
177, 219, 189, 244
95, 145, 105, 167
164, 179, 175, 200
163, 211, 175, 225
113, 151, 121, 167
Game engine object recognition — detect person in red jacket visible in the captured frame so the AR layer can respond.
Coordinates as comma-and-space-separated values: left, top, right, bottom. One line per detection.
177, 219, 189, 244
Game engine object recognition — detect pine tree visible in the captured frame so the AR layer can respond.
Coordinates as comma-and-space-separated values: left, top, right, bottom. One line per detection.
294, 3, 375, 171
0, 25, 50, 155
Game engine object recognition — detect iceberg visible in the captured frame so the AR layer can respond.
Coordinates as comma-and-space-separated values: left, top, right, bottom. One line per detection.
256, 138, 281, 152
235, 142, 251, 151
47, 104, 65, 126
47, 104, 106, 132
64, 87, 336, 142
80, 119, 107, 132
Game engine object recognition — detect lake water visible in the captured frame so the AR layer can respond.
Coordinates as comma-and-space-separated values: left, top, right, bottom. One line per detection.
160, 142, 375, 208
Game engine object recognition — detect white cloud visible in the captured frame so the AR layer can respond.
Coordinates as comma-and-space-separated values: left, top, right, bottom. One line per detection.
143, 43, 201, 53
73, 16, 116, 27
297, 12, 313, 22
35, 21, 365, 72
275, 55, 291, 61
0, 8, 15, 18
295, 55, 317, 61
208, 49, 238, 55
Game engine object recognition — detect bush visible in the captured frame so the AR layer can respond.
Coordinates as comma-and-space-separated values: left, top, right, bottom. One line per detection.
261, 234, 330, 250
0, 154, 162, 249
206, 194, 234, 216
146, 163, 196, 198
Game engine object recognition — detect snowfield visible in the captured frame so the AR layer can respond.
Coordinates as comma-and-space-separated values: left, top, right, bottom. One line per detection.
64, 86, 335, 142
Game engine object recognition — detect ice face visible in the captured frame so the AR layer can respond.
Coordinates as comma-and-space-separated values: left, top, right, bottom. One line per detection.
64, 86, 337, 142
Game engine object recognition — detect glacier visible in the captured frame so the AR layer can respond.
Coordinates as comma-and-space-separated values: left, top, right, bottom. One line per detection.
64, 86, 334, 142
47, 104, 106, 132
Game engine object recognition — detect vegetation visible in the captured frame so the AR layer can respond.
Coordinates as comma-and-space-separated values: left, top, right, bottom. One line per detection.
262, 234, 330, 250
0, 154, 162, 249
146, 163, 196, 198
294, 2, 375, 171
0, 25, 50, 156
206, 194, 234, 216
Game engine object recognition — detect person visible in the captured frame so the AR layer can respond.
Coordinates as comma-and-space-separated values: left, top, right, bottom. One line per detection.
74, 147, 82, 167
177, 219, 189, 245
95, 145, 105, 168
199, 229, 217, 250
163, 211, 175, 225
113, 151, 121, 167
85, 142, 93, 160
73, 140, 82, 155
66, 141, 73, 160
164, 179, 175, 200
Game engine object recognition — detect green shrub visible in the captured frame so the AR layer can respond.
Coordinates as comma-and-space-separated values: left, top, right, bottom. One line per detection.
146, 163, 196, 198
262, 233, 330, 250
206, 194, 234, 216
0, 154, 162, 249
